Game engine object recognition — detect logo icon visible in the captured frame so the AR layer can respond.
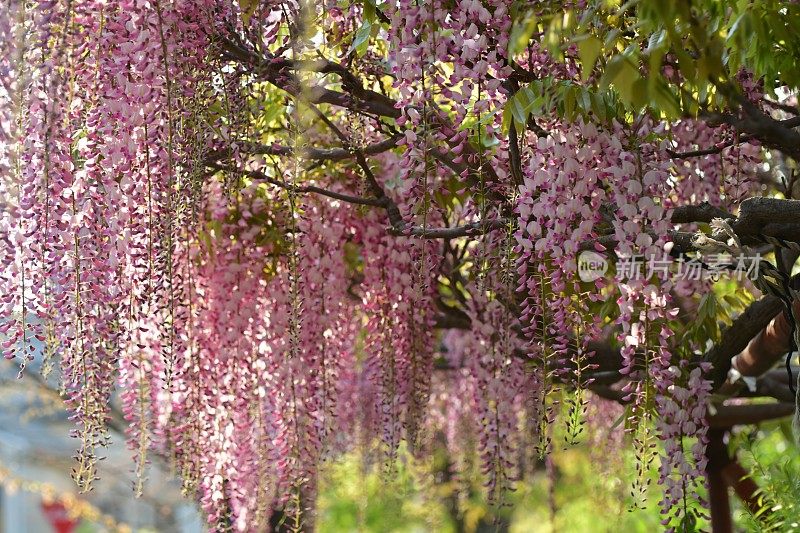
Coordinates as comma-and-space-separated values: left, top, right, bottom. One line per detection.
577, 251, 608, 282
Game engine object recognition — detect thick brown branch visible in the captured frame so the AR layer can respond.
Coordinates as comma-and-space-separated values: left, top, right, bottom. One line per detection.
731, 300, 800, 378
722, 460, 772, 521
671, 202, 733, 224
587, 198, 800, 255
580, 203, 734, 254
303, 103, 405, 229
723, 197, 800, 245
708, 402, 794, 428
434, 301, 471, 329
705, 106, 800, 161
218, 34, 508, 205
735, 368, 797, 403
704, 294, 784, 388
218, 36, 400, 118
762, 97, 800, 116
580, 230, 698, 255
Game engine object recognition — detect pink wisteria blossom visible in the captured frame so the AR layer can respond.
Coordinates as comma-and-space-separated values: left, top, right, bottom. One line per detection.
0, 0, 785, 530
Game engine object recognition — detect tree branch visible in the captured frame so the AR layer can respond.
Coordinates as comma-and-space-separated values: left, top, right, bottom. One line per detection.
208, 163, 386, 207
704, 105, 800, 161
671, 202, 734, 224
390, 218, 511, 239
207, 135, 401, 164
302, 102, 405, 228
704, 294, 784, 388
217, 32, 509, 205
722, 197, 800, 245
667, 136, 754, 160
217, 35, 400, 118
708, 402, 795, 428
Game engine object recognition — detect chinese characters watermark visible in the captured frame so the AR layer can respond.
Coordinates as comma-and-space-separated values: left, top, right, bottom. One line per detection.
576, 251, 761, 282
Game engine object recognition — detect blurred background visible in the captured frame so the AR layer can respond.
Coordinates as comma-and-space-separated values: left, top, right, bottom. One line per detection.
0, 352, 203, 533
2, 339, 799, 533
312, 402, 800, 532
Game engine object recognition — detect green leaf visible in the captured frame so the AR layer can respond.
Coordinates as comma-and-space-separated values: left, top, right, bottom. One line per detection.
501, 106, 513, 133
646, 29, 667, 54
602, 55, 639, 107
563, 85, 576, 119
722, 294, 742, 310
698, 292, 718, 323
679, 512, 699, 533
503, 86, 540, 133
350, 20, 373, 56
631, 77, 648, 110
508, 14, 538, 57
363, 0, 376, 23
577, 35, 603, 81
651, 81, 680, 118
545, 15, 564, 56
600, 55, 625, 89
481, 134, 500, 148
610, 408, 627, 430
579, 87, 591, 114
727, 11, 750, 44
239, 0, 258, 24
603, 28, 621, 49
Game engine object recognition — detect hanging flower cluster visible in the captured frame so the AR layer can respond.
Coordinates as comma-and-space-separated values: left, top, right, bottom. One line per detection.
0, 0, 776, 530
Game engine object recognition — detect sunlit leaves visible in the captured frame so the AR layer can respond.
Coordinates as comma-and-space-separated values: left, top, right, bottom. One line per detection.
576, 35, 603, 81
502, 78, 625, 130
350, 0, 387, 56
508, 0, 800, 122
362, 0, 377, 23
502, 85, 542, 133
600, 54, 639, 107
350, 20, 373, 56
239, 0, 258, 24
508, 10, 537, 58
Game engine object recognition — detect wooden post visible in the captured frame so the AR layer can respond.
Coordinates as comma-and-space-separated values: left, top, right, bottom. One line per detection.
722, 460, 769, 520
706, 428, 733, 533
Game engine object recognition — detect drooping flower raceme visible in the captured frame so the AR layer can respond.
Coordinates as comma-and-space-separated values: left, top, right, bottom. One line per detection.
0, 1, 771, 530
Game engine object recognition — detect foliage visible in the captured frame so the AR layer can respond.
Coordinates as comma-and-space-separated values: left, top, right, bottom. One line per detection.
509, 0, 800, 120
316, 417, 800, 532
733, 421, 800, 531
317, 407, 668, 532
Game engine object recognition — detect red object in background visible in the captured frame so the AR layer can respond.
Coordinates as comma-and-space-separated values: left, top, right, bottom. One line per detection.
40, 500, 80, 533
